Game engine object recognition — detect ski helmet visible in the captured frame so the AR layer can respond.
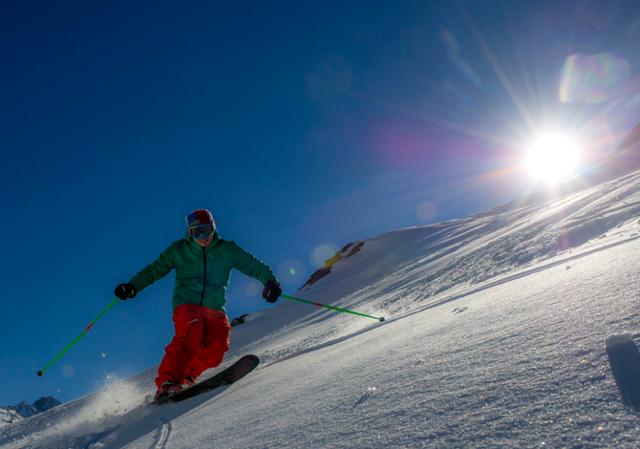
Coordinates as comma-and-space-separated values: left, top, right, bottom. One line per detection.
186, 209, 216, 240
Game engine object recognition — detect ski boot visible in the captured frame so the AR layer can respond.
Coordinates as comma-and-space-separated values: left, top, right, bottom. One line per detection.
182, 376, 197, 387
154, 381, 183, 402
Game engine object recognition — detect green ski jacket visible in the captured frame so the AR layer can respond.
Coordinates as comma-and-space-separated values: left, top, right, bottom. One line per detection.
128, 233, 277, 312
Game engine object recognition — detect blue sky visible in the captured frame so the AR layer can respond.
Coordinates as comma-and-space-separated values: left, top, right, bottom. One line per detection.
2, 0, 640, 404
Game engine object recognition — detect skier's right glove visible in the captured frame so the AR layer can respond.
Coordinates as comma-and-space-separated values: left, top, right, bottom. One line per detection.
115, 283, 137, 300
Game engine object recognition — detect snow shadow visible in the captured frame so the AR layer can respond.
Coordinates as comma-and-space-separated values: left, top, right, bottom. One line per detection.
605, 334, 640, 410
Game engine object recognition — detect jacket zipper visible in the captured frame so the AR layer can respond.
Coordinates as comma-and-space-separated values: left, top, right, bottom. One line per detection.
200, 247, 207, 306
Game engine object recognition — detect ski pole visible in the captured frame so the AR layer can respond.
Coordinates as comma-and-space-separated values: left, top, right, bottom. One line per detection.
281, 294, 385, 322
37, 298, 120, 377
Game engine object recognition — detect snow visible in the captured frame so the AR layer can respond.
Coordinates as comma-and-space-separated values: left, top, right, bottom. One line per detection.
0, 409, 22, 429
0, 397, 61, 430
2, 171, 640, 448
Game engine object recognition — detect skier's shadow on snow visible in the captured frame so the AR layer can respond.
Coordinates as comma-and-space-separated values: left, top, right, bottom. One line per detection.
606, 334, 640, 411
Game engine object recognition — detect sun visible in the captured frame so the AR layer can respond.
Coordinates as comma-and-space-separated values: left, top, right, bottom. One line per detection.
525, 133, 581, 185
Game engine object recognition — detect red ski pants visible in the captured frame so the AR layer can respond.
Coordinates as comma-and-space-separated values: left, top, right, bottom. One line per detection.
155, 304, 230, 388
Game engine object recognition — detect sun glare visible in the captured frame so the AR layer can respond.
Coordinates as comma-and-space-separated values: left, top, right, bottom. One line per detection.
525, 133, 581, 185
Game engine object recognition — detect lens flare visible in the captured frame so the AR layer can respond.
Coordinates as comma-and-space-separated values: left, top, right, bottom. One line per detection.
243, 279, 262, 297
559, 53, 630, 104
62, 364, 75, 378
310, 244, 339, 268
417, 201, 439, 222
277, 259, 306, 284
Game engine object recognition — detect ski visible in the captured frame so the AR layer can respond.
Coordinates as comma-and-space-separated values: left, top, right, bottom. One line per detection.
153, 354, 260, 404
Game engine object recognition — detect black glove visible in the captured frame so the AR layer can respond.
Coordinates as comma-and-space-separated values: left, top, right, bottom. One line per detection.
262, 280, 282, 303
114, 283, 137, 300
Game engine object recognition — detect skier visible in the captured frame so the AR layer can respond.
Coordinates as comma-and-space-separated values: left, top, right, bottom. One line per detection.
114, 209, 281, 401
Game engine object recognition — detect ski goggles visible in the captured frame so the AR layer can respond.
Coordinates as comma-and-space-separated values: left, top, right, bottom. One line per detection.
189, 224, 215, 240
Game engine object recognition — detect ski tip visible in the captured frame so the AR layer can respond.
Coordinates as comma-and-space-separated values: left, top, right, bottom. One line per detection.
378, 317, 386, 322
36, 370, 44, 377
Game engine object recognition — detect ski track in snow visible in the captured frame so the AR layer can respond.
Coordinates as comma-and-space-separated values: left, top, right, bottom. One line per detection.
2, 170, 640, 448
150, 418, 171, 449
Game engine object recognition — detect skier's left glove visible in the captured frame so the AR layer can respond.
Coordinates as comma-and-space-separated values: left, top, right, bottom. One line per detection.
262, 280, 282, 303
115, 283, 137, 300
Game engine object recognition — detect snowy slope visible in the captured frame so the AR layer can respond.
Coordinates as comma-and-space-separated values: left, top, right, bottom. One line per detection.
1, 397, 62, 421
2, 171, 640, 448
0, 409, 22, 429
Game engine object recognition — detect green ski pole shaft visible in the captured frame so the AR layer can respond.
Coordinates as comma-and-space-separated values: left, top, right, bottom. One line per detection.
281, 294, 385, 322
37, 298, 120, 377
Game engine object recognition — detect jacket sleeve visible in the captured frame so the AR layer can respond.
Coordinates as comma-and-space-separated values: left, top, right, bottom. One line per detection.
128, 243, 177, 293
229, 241, 277, 285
